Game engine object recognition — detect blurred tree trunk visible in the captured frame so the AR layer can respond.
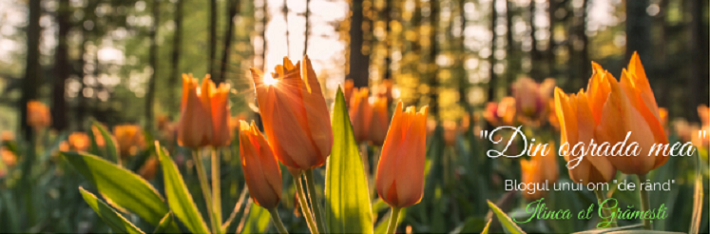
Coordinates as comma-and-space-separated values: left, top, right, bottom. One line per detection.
547, 0, 556, 79
145, 0, 160, 130
487, 0, 497, 103
209, 0, 217, 75
686, 0, 703, 121
303, 0, 310, 55
457, 0, 468, 110
625, 0, 650, 62
348, 0, 369, 88
383, 0, 392, 81
428, 0, 439, 118
52, 0, 71, 131
169, 0, 183, 113
217, 0, 241, 84
505, 0, 516, 88
283, 0, 290, 54
262, 0, 268, 71
20, 0, 41, 141
529, 0, 541, 80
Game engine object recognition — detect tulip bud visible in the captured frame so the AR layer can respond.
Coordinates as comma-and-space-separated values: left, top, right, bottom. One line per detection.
178, 74, 214, 148
349, 87, 372, 143
204, 77, 232, 147
376, 102, 428, 208
68, 132, 90, 152
239, 121, 283, 209
520, 142, 558, 200
250, 55, 333, 171
369, 97, 389, 146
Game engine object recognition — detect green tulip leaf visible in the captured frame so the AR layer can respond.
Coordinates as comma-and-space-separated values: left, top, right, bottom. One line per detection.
155, 142, 210, 234
79, 187, 145, 234
61, 151, 179, 232
324, 86, 375, 234
92, 121, 121, 165
487, 200, 525, 234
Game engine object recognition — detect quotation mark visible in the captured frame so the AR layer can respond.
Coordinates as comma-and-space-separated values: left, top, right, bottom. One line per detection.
699, 130, 707, 140
480, 130, 489, 139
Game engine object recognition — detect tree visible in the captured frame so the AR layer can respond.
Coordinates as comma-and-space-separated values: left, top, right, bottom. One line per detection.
217, 0, 241, 84
209, 0, 217, 75
20, 0, 42, 141
145, 0, 160, 130
169, 0, 184, 113
51, 0, 71, 131
348, 0, 369, 88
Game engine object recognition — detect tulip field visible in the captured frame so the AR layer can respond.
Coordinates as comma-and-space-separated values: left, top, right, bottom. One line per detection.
0, 0, 709, 233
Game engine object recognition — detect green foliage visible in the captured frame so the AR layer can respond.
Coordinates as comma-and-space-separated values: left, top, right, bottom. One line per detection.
487, 200, 526, 234
79, 187, 145, 234
324, 87, 374, 233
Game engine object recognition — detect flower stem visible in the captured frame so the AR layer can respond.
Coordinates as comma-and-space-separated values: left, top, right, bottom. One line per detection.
192, 149, 218, 233
304, 169, 327, 233
211, 148, 222, 232
386, 206, 401, 234
268, 207, 289, 234
637, 173, 653, 230
594, 189, 617, 227
294, 177, 319, 234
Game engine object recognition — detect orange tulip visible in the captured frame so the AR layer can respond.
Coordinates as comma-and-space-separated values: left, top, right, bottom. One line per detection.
67, 132, 90, 152
113, 124, 146, 157
1, 147, 17, 168
698, 104, 709, 130
520, 142, 558, 200
555, 88, 617, 183
205, 78, 232, 147
483, 97, 516, 126
376, 102, 428, 208
250, 55, 333, 171
239, 121, 283, 209
589, 53, 667, 175
443, 120, 457, 147
369, 96, 390, 146
344, 79, 355, 105
350, 87, 372, 143
375, 79, 394, 105
1, 131, 14, 142
178, 74, 214, 148
27, 100, 51, 129
139, 157, 159, 181
513, 77, 555, 120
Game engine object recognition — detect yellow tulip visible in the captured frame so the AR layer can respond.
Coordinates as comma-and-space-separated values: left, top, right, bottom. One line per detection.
520, 142, 558, 200
250, 55, 333, 171
376, 102, 428, 208
369, 96, 390, 146
349, 87, 372, 143
27, 100, 51, 129
239, 121, 283, 209
178, 74, 214, 148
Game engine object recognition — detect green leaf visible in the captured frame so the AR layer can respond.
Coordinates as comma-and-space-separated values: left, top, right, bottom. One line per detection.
689, 152, 704, 234
486, 200, 525, 234
92, 121, 121, 165
79, 187, 145, 234
481, 219, 492, 234
153, 212, 174, 234
61, 151, 178, 232
155, 142, 210, 234
449, 217, 486, 234
572, 223, 643, 234
324, 86, 374, 234
374, 208, 406, 234
242, 202, 271, 234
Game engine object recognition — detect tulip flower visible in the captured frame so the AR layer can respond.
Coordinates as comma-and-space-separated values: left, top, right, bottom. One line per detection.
520, 142, 558, 200
589, 53, 668, 175
249, 55, 333, 171
178, 74, 213, 148
555, 88, 617, 183
443, 120, 458, 147
483, 97, 516, 127
344, 79, 355, 105
238, 121, 283, 209
27, 100, 51, 130
350, 87, 372, 143
113, 124, 146, 158
1, 147, 17, 168
375, 79, 394, 105
67, 132, 90, 152
139, 157, 159, 181
369, 96, 390, 146
206, 78, 232, 147
1, 131, 14, 142
513, 77, 556, 125
376, 102, 428, 208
